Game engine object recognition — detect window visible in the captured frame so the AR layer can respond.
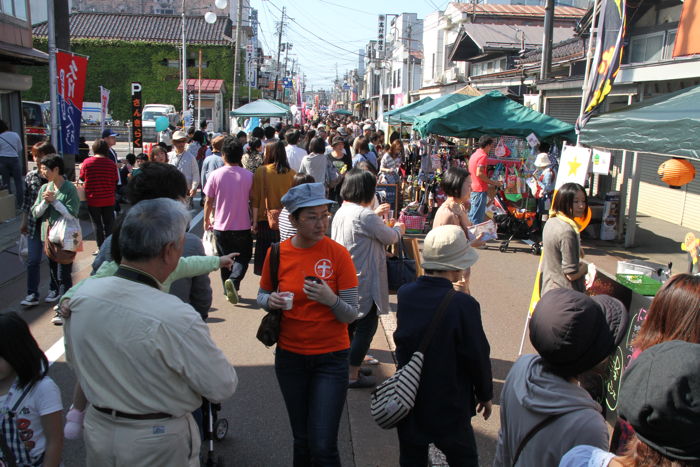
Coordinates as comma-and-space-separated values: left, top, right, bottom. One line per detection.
1, 0, 27, 20
630, 32, 665, 63
487, 61, 494, 72
500, 58, 507, 71
397, 69, 401, 88
664, 30, 677, 59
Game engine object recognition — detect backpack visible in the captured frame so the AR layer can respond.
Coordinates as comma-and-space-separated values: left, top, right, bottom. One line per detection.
196, 145, 208, 161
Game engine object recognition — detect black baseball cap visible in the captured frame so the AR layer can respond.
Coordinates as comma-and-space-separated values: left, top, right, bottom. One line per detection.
619, 340, 700, 461
529, 288, 629, 377
102, 129, 119, 138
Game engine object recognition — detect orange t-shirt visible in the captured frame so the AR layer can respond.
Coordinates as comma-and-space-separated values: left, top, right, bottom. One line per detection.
260, 236, 359, 355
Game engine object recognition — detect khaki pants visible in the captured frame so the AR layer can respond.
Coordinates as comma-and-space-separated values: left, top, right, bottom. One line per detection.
84, 406, 201, 467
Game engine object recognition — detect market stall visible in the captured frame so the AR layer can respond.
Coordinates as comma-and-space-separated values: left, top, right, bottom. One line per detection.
396, 90, 576, 252
579, 84, 700, 247
229, 99, 291, 119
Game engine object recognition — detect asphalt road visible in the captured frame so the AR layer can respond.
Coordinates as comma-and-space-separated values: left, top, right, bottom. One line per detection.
2, 198, 542, 466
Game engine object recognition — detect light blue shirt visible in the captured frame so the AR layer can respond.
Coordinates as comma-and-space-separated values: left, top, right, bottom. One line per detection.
559, 445, 615, 467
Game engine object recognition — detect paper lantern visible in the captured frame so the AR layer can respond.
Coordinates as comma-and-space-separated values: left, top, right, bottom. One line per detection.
658, 158, 696, 189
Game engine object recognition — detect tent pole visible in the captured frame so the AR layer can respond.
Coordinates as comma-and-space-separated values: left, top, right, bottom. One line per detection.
617, 150, 629, 242
625, 151, 641, 248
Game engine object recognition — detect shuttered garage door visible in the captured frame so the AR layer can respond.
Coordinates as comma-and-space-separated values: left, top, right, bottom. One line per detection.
631, 154, 700, 231
545, 98, 581, 125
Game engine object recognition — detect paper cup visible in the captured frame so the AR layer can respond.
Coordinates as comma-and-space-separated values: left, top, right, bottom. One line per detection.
278, 291, 294, 310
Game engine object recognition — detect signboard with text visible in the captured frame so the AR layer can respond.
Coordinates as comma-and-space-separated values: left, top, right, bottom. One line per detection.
56, 51, 88, 155
131, 82, 143, 149
377, 15, 386, 58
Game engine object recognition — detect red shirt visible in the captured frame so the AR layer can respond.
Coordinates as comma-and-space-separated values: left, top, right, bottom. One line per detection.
469, 148, 489, 192
260, 236, 358, 355
80, 156, 118, 207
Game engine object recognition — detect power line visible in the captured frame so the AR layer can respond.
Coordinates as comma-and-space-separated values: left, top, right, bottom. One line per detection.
316, 0, 376, 16
266, 0, 365, 58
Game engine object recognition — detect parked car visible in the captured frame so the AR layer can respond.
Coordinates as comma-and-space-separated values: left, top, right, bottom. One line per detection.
142, 104, 178, 129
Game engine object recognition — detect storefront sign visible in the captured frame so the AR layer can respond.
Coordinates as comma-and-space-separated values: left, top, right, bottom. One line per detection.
377, 15, 386, 58
131, 82, 143, 149
56, 51, 89, 155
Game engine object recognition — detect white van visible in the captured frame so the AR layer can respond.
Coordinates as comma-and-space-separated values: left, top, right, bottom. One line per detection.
142, 104, 178, 128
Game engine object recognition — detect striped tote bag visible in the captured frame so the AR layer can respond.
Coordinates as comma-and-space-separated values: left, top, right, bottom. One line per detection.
370, 289, 456, 429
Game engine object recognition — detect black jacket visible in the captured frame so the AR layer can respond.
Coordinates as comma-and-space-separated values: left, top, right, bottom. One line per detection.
394, 276, 493, 437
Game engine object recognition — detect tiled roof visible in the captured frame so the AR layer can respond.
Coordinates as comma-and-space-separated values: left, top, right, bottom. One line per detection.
33, 12, 232, 46
463, 23, 576, 50
450, 3, 586, 20
518, 36, 586, 65
177, 79, 225, 92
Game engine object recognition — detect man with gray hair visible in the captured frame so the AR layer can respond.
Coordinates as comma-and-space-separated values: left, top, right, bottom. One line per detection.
65, 198, 238, 467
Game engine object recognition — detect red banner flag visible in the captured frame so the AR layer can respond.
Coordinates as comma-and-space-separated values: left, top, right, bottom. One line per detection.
56, 51, 89, 154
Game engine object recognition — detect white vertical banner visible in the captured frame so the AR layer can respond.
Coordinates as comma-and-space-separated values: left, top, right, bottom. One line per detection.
99, 86, 110, 133
555, 143, 592, 189
377, 15, 386, 59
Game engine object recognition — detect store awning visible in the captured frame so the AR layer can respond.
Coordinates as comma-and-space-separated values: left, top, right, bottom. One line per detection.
413, 90, 576, 141
229, 99, 290, 118
579, 84, 700, 159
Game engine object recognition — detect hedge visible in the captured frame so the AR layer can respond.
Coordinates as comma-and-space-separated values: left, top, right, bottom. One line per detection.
19, 37, 259, 121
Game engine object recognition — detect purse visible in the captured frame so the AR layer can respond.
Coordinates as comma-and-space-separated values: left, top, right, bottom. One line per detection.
370, 289, 456, 429
262, 167, 281, 230
256, 242, 282, 346
387, 236, 417, 294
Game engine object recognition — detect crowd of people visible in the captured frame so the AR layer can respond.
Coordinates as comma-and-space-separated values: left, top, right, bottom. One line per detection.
1, 114, 699, 467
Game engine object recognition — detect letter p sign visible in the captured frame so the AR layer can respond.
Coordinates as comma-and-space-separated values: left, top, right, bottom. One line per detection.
131, 82, 142, 95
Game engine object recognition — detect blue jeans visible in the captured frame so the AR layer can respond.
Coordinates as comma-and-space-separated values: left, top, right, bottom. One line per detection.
275, 347, 349, 467
26, 233, 43, 296
468, 191, 488, 225
348, 304, 378, 367
0, 156, 23, 207
49, 258, 72, 295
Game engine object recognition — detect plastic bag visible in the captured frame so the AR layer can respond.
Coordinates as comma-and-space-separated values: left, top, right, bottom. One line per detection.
494, 138, 511, 158
203, 230, 218, 256
18, 234, 28, 262
49, 216, 82, 251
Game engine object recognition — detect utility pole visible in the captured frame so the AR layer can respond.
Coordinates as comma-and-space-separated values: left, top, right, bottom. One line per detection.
273, 6, 286, 101
232, 0, 244, 110
48, 0, 58, 149
407, 23, 412, 97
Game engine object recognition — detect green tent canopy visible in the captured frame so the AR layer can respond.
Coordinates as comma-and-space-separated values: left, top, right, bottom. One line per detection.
332, 109, 352, 115
579, 84, 700, 159
384, 97, 433, 124
413, 90, 576, 141
388, 94, 473, 124
269, 99, 291, 112
230, 99, 290, 118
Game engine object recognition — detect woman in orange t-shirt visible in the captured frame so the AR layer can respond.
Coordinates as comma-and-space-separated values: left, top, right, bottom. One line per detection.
257, 182, 359, 466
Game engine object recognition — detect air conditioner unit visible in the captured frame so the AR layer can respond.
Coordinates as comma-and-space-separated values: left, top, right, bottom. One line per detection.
435, 72, 447, 85
445, 68, 458, 83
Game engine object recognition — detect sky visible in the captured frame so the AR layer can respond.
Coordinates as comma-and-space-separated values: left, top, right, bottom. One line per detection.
252, 0, 446, 90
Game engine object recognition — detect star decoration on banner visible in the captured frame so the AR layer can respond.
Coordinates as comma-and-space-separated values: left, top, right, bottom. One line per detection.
568, 156, 582, 176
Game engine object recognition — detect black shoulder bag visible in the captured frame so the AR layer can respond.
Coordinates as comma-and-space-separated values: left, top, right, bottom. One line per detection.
256, 242, 282, 346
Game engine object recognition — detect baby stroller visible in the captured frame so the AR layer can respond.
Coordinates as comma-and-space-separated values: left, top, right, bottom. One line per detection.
492, 190, 541, 255
202, 398, 229, 466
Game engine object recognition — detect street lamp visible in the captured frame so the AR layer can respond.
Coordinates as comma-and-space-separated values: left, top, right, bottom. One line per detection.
181, 0, 228, 127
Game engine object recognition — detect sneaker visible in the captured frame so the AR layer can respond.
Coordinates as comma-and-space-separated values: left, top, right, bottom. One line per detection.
45, 290, 60, 303
359, 367, 373, 377
51, 312, 63, 326
224, 279, 239, 305
20, 294, 40, 307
